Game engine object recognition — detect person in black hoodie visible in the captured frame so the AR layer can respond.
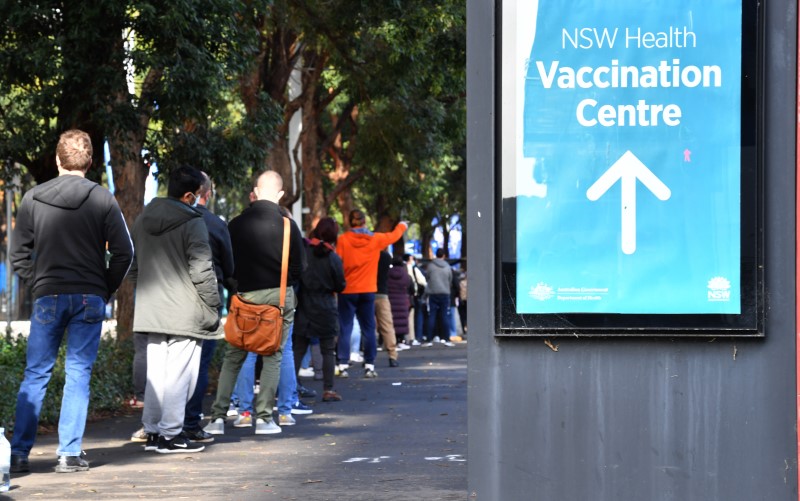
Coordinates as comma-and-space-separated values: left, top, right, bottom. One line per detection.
293, 217, 346, 402
9, 129, 134, 473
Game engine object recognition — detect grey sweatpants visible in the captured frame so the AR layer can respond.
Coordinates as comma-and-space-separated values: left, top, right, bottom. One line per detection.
142, 333, 202, 439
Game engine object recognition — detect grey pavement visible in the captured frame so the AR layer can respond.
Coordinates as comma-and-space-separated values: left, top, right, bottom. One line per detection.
2, 341, 467, 500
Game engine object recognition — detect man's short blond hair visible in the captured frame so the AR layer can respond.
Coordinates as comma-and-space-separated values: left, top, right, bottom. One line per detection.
56, 130, 93, 172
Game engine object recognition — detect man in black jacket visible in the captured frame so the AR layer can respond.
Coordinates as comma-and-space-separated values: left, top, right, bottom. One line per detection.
9, 129, 134, 473
204, 170, 305, 436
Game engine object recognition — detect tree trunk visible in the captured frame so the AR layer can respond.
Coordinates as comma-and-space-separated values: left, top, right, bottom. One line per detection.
108, 127, 148, 341
336, 190, 355, 230
300, 97, 326, 233
265, 135, 295, 204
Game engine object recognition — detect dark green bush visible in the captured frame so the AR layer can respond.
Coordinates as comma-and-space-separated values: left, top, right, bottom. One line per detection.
0, 332, 135, 431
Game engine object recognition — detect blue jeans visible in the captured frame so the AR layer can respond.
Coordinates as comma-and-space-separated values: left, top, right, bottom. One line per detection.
300, 343, 312, 369
338, 293, 376, 365
449, 302, 458, 339
413, 297, 426, 342
426, 294, 452, 342
11, 294, 106, 457
232, 352, 257, 413
183, 339, 216, 430
276, 325, 298, 415
350, 319, 362, 355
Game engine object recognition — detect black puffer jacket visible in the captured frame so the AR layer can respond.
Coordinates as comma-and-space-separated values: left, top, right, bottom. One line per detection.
387, 264, 410, 337
294, 239, 346, 339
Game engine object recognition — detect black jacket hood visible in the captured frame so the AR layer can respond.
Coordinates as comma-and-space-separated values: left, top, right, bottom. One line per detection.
32, 175, 97, 210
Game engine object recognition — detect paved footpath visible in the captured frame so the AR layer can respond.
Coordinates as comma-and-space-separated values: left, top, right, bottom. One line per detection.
3, 342, 467, 501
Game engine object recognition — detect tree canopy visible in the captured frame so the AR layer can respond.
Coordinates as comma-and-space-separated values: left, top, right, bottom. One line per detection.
0, 0, 467, 330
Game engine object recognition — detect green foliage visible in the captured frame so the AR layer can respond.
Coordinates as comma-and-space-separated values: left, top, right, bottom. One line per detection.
0, 0, 276, 194
0, 333, 135, 431
324, 0, 467, 227
0, 0, 466, 250
0, 334, 26, 429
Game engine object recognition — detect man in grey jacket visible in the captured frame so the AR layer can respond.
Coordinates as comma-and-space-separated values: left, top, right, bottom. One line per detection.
9, 129, 133, 474
128, 166, 221, 454
423, 248, 456, 347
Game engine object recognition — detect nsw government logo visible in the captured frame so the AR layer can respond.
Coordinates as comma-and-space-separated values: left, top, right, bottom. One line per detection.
707, 277, 731, 302
529, 282, 554, 301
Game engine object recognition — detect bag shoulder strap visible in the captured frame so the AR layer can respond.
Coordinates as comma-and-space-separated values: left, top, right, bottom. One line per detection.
279, 217, 290, 308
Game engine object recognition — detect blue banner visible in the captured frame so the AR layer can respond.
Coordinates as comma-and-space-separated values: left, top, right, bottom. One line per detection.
513, 1, 742, 314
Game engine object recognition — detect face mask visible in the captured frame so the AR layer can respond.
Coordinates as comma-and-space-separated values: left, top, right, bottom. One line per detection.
189, 193, 199, 208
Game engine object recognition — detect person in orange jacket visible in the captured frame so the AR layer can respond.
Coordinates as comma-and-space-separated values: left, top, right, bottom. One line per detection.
336, 210, 407, 378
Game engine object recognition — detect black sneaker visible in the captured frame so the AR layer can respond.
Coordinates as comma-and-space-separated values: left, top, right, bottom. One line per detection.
10, 454, 29, 473
389, 359, 399, 367
54, 453, 90, 473
144, 433, 160, 451
297, 384, 317, 399
156, 435, 205, 454
181, 428, 215, 443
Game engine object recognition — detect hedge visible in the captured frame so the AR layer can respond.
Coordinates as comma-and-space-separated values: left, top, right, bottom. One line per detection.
0, 332, 135, 431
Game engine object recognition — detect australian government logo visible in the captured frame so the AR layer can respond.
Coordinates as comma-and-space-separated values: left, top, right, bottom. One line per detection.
707, 276, 731, 302
529, 282, 554, 301
529, 283, 607, 302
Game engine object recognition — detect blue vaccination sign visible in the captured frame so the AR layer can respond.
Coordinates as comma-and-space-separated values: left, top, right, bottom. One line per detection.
508, 1, 742, 314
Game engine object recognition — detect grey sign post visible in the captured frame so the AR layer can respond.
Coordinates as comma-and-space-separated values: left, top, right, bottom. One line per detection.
467, 0, 797, 499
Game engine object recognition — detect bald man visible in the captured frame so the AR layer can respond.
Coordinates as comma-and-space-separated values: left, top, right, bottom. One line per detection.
204, 170, 306, 436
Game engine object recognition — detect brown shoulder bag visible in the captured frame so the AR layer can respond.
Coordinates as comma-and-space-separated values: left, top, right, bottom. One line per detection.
224, 217, 289, 356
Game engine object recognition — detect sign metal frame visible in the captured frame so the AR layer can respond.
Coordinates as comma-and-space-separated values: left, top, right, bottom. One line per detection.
495, 0, 765, 337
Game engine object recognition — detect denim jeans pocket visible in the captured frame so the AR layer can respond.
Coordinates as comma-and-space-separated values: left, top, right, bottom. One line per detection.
82, 295, 106, 324
33, 295, 57, 324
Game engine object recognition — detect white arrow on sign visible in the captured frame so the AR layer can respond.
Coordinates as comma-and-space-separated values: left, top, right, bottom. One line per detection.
586, 150, 671, 255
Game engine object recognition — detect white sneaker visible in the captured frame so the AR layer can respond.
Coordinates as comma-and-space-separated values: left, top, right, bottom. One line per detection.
349, 352, 364, 363
255, 418, 282, 435
279, 414, 296, 426
442, 341, 456, 347
233, 411, 253, 427
203, 418, 225, 435
421, 342, 433, 347
130, 427, 148, 442
226, 403, 239, 417
396, 343, 410, 351
410, 339, 422, 346
432, 336, 441, 343
298, 367, 315, 378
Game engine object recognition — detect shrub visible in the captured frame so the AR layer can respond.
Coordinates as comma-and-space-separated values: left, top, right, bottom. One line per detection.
0, 332, 135, 431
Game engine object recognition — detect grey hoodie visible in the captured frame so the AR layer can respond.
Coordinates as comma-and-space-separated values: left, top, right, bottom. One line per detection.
425, 258, 453, 295
10, 175, 133, 300
128, 197, 221, 339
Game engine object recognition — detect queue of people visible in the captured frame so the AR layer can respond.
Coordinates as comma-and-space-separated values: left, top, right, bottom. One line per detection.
6, 129, 466, 473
